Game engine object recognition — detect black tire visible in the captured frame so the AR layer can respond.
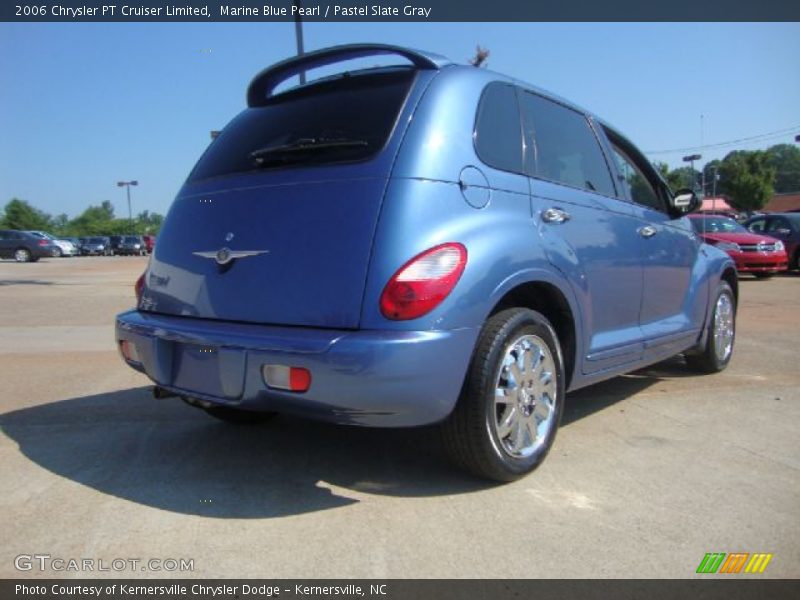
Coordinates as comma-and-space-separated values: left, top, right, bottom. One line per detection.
202, 404, 277, 425
441, 308, 565, 482
685, 281, 736, 373
753, 272, 775, 279
54, 247, 63, 257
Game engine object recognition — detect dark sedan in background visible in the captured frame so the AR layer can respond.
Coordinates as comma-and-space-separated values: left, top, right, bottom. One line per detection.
116, 235, 147, 256
0, 229, 61, 262
80, 236, 113, 256
744, 213, 800, 271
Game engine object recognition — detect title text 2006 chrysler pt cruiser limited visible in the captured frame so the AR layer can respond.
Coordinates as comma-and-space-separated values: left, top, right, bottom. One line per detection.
116, 45, 737, 481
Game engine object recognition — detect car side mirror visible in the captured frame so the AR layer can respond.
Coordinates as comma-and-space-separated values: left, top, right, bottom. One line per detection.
671, 188, 700, 214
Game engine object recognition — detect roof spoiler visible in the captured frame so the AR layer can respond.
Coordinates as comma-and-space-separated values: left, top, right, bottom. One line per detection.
246, 43, 451, 106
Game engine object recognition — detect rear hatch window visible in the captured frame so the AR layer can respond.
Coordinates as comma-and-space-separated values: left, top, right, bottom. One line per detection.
188, 69, 415, 182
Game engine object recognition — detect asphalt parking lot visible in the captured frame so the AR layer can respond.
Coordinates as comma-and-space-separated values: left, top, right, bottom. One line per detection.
0, 256, 798, 579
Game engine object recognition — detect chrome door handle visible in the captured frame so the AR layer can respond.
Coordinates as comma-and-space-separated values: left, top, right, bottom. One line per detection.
542, 207, 571, 224
638, 225, 657, 238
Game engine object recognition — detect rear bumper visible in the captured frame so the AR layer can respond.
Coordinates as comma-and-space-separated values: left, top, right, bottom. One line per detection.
115, 310, 478, 427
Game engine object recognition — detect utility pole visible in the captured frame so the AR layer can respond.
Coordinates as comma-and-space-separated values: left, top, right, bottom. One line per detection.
117, 180, 138, 233
294, 0, 305, 84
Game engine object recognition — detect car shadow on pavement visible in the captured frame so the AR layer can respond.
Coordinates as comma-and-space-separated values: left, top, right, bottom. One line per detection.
0, 387, 490, 519
1, 357, 692, 519
562, 355, 694, 426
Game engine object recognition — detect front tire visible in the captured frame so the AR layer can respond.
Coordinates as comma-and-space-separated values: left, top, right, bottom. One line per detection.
685, 281, 736, 373
442, 308, 565, 482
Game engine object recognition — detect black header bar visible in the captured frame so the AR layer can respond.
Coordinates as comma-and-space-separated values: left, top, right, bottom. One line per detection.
3, 0, 800, 22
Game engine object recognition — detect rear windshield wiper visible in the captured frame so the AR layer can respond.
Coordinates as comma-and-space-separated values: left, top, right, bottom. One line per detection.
249, 137, 369, 163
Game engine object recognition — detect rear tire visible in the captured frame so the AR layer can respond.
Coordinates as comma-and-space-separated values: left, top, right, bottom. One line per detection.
14, 248, 32, 262
686, 281, 736, 373
441, 308, 564, 482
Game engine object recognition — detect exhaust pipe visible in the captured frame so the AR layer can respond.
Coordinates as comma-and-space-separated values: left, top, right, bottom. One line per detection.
152, 386, 178, 399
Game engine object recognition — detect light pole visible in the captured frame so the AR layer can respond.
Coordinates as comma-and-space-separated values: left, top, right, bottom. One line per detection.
293, 0, 306, 84
117, 180, 138, 233
683, 154, 701, 192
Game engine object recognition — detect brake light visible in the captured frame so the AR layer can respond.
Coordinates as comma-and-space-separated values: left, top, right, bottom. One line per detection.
380, 243, 467, 320
38, 240, 48, 246
134, 272, 145, 303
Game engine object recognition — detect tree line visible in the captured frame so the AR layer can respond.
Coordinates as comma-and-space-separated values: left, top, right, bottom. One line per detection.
655, 143, 800, 212
0, 199, 164, 237
1, 143, 798, 230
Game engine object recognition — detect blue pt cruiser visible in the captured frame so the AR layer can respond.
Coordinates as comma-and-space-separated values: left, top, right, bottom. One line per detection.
116, 44, 737, 481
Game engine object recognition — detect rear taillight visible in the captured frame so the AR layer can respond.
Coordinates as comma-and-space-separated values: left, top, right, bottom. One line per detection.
134, 272, 145, 303
38, 240, 48, 246
380, 243, 467, 320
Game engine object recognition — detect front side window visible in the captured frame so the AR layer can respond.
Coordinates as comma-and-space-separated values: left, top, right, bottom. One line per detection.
473, 83, 524, 174
609, 146, 663, 212
519, 91, 615, 197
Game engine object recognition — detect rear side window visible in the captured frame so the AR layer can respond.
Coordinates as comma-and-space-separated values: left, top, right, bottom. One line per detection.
189, 70, 414, 182
520, 92, 615, 197
474, 83, 524, 173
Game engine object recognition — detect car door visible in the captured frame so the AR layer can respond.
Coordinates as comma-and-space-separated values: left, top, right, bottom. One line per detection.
519, 90, 645, 374
765, 215, 792, 243
602, 128, 704, 361
0, 231, 11, 258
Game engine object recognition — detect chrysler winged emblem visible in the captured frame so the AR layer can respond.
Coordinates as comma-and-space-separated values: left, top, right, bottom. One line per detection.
193, 247, 269, 266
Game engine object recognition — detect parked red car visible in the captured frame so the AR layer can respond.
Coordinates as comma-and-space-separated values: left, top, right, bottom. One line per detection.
688, 215, 787, 278
142, 235, 156, 254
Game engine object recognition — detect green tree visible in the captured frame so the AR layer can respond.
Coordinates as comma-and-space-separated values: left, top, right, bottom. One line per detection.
136, 210, 165, 234
765, 143, 800, 193
654, 162, 685, 191
1, 198, 52, 231
717, 150, 776, 212
69, 200, 117, 235
702, 159, 723, 197
657, 165, 698, 192
51, 213, 70, 235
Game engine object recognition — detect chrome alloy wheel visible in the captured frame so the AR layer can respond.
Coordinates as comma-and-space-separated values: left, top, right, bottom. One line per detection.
14, 248, 30, 262
713, 292, 735, 362
493, 334, 558, 458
